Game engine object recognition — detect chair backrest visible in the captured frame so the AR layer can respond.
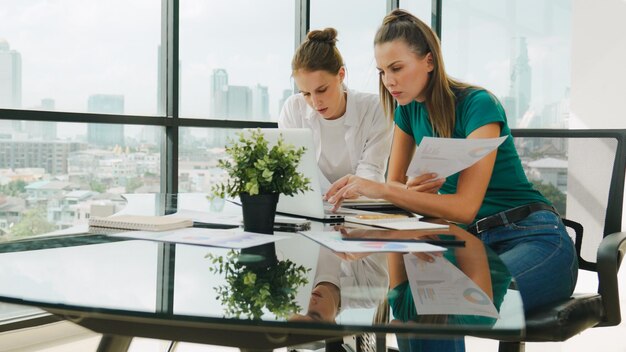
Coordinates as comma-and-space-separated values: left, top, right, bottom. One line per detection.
510, 129, 626, 271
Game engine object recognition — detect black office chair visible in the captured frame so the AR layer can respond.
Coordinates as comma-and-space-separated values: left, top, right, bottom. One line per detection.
496, 129, 626, 352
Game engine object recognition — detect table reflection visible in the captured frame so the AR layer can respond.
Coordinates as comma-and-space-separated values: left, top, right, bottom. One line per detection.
0, 194, 524, 350
290, 246, 388, 323
206, 244, 310, 320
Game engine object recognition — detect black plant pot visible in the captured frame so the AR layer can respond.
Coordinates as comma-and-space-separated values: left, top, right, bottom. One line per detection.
240, 192, 279, 234
239, 192, 279, 268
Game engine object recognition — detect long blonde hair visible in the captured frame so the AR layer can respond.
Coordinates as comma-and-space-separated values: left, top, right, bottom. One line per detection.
374, 9, 474, 138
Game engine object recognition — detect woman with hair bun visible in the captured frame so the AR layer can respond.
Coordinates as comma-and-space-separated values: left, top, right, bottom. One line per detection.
279, 28, 392, 190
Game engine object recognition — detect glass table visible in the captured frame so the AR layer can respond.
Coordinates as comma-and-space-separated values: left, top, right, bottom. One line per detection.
0, 194, 524, 351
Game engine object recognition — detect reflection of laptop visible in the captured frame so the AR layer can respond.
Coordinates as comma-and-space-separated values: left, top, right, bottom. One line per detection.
248, 128, 350, 221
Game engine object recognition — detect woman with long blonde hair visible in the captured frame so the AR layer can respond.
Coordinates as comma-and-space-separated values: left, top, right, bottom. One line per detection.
325, 9, 577, 351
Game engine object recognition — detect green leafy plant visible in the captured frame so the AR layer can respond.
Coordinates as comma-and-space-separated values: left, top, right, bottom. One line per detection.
211, 129, 312, 198
206, 250, 310, 320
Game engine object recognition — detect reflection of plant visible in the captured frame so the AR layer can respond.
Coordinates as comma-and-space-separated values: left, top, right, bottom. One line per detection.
206, 250, 310, 320
211, 129, 311, 198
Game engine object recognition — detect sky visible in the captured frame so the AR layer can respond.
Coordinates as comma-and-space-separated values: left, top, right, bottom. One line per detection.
0, 0, 571, 135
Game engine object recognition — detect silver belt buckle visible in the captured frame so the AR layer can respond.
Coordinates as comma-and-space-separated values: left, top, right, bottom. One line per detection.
473, 217, 489, 234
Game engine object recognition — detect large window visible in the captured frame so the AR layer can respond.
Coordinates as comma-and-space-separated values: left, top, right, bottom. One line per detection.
310, 0, 387, 94
440, 0, 572, 129
0, 1, 163, 239
0, 121, 161, 239
179, 0, 295, 121
0, 1, 574, 238
400, 1, 433, 28
0, 0, 160, 115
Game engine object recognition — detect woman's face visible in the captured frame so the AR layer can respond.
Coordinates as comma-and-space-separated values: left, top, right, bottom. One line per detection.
305, 283, 339, 322
375, 39, 434, 105
294, 68, 346, 120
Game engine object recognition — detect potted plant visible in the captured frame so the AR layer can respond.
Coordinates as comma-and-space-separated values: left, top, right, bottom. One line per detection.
212, 129, 311, 235
206, 250, 310, 320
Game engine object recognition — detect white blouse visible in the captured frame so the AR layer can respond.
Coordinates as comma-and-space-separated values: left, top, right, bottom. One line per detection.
278, 88, 392, 183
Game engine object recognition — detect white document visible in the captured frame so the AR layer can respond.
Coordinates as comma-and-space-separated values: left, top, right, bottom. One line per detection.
109, 227, 289, 249
299, 231, 446, 253
344, 215, 448, 231
404, 253, 499, 318
406, 136, 507, 178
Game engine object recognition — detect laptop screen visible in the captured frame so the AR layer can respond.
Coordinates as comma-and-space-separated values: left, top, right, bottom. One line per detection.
247, 128, 340, 220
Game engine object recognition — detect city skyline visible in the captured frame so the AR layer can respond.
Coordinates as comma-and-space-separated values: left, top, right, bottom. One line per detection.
1, 0, 571, 133
0, 39, 21, 109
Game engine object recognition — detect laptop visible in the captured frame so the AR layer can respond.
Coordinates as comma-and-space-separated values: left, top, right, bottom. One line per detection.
247, 128, 350, 221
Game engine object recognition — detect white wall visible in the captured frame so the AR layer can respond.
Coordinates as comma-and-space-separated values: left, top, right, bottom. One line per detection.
570, 0, 626, 128
568, 1, 626, 260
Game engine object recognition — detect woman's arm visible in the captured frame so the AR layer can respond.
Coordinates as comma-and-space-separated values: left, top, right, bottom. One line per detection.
387, 125, 416, 186
327, 123, 501, 224
387, 253, 409, 289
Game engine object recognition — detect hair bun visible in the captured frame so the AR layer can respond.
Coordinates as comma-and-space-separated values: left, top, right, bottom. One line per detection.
307, 28, 338, 44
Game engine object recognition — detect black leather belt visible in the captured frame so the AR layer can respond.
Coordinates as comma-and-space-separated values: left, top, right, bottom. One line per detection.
467, 202, 558, 235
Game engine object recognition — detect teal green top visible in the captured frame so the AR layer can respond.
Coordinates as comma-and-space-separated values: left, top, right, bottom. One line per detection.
394, 89, 549, 222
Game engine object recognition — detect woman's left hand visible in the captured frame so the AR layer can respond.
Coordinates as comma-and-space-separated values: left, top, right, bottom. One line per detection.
406, 173, 445, 193
324, 174, 383, 211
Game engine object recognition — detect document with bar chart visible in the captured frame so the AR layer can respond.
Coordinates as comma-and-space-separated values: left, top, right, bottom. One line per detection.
404, 253, 499, 318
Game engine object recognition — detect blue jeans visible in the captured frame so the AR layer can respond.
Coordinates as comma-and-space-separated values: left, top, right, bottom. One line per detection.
396, 210, 578, 351
474, 210, 579, 312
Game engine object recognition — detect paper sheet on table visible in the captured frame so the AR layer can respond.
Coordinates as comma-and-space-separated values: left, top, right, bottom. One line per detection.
404, 253, 499, 318
344, 215, 448, 230
299, 231, 445, 253
406, 136, 507, 178
109, 227, 289, 248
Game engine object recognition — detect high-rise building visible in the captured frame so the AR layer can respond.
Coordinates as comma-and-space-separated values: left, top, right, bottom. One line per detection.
207, 69, 230, 147
210, 69, 229, 119
227, 85, 251, 120
0, 39, 21, 109
504, 37, 532, 128
0, 39, 22, 135
0, 140, 85, 175
87, 94, 125, 148
252, 84, 270, 120
278, 88, 293, 117
41, 98, 55, 110
25, 99, 57, 140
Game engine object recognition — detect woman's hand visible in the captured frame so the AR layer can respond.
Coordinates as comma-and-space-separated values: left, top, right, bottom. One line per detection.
406, 173, 445, 193
412, 251, 444, 263
324, 174, 384, 211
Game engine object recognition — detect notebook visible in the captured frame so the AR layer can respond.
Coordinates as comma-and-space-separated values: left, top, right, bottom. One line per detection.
248, 128, 352, 221
88, 215, 193, 232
